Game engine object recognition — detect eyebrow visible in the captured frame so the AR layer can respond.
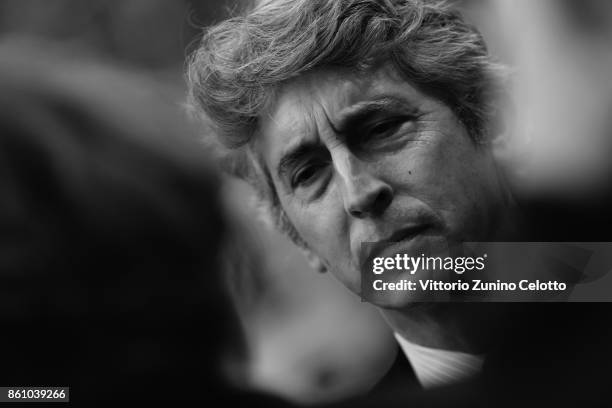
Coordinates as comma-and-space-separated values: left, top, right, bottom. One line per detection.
333, 96, 416, 134
275, 95, 415, 180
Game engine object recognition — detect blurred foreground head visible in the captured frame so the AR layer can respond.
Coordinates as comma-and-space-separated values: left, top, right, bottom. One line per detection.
0, 41, 245, 404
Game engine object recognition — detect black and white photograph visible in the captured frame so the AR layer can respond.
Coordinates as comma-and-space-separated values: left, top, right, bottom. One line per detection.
1, 0, 612, 406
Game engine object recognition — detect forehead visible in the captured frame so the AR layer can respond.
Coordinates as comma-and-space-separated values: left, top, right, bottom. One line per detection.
261, 66, 420, 129
255, 65, 427, 169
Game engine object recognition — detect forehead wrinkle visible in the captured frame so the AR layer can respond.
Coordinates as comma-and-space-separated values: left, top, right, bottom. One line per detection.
262, 106, 282, 132
267, 94, 324, 185
280, 105, 319, 155
309, 78, 366, 146
270, 88, 318, 143
314, 71, 413, 137
265, 68, 387, 181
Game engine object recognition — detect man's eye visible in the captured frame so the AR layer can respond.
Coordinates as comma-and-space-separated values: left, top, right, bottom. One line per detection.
291, 162, 326, 188
366, 119, 404, 140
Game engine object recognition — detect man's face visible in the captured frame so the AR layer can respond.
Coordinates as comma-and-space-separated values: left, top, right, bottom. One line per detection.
255, 65, 509, 308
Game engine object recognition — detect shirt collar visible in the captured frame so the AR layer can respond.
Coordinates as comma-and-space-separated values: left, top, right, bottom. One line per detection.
394, 332, 484, 388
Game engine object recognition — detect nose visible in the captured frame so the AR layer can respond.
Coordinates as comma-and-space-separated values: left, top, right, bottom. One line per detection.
335, 152, 394, 218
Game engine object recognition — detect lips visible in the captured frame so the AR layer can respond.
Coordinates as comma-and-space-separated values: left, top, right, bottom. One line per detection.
358, 224, 432, 268
385, 224, 431, 244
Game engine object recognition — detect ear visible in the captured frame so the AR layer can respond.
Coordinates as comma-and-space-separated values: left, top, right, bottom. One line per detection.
302, 248, 328, 273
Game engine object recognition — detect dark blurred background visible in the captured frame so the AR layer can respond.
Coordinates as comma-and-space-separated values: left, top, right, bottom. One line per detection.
0, 0, 240, 72
0, 1, 397, 403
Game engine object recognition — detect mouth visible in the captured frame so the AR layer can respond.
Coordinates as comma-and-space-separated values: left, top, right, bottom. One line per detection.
384, 224, 431, 244
359, 224, 433, 267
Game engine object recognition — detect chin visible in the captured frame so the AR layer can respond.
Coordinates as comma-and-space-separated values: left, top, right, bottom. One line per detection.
374, 299, 450, 319
367, 290, 427, 310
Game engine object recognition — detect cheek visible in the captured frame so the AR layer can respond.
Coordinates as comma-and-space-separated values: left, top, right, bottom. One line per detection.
282, 188, 347, 261
388, 133, 497, 232
421, 143, 499, 236
385, 137, 457, 201
282, 188, 362, 290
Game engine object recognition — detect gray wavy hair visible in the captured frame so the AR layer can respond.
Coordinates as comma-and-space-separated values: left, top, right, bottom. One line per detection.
187, 0, 506, 247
